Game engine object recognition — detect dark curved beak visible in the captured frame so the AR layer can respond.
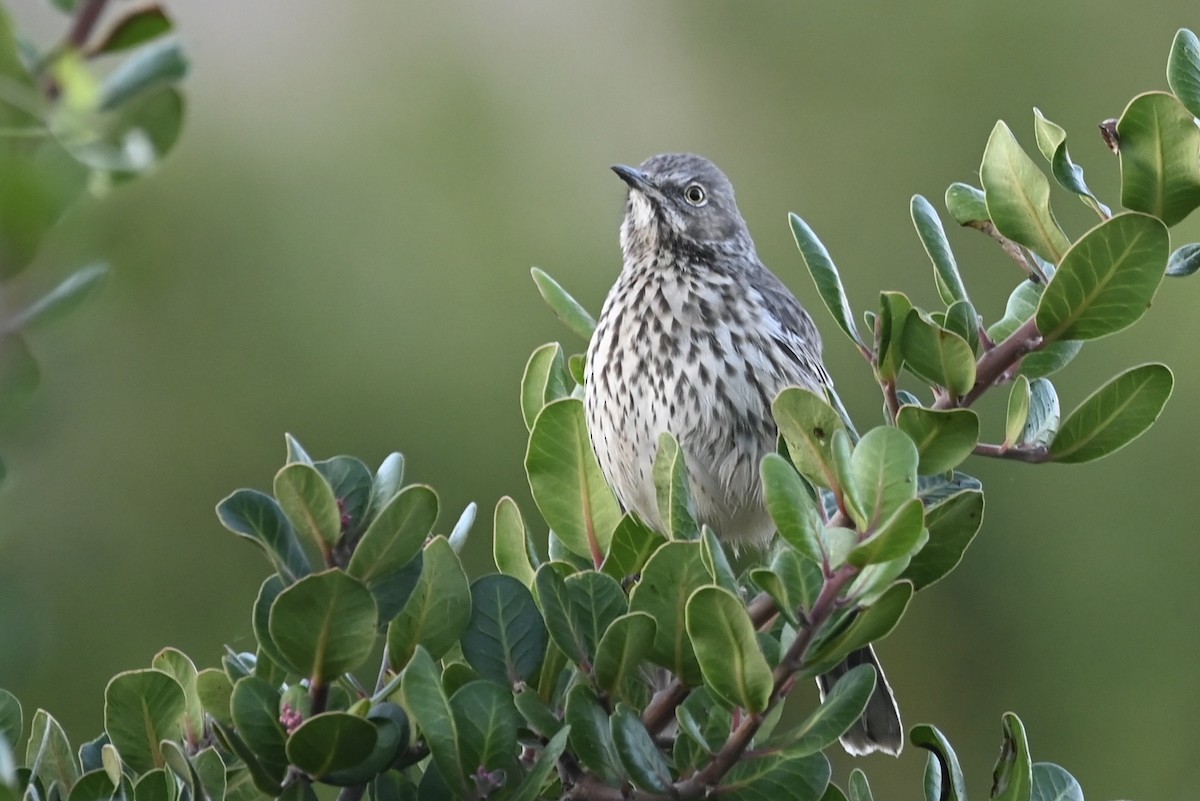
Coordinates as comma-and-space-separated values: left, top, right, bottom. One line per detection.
611, 164, 651, 191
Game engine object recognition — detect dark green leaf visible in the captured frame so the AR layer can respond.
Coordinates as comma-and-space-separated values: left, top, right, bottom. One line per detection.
1167, 28, 1200, 117
686, 586, 773, 713
760, 453, 822, 563
91, 7, 172, 55
133, 769, 172, 801
1030, 763, 1084, 801
564, 685, 623, 785
449, 682, 519, 777
348, 485, 436, 585
0, 688, 20, 748
217, 490, 310, 582
911, 195, 969, 305
461, 574, 547, 685
780, 664, 876, 756
493, 497, 536, 587
526, 398, 621, 563
285, 713, 376, 779
521, 343, 570, 431
9, 263, 108, 331
945, 182, 989, 225
229, 677, 288, 778
1033, 108, 1111, 217
902, 490, 984, 591
195, 669, 233, 729
910, 724, 967, 801
151, 648, 203, 744
610, 703, 673, 793
66, 769, 114, 801
401, 647, 465, 797
513, 687, 562, 738
1035, 213, 1168, 342
876, 292, 912, 381
980, 121, 1070, 263
530, 267, 596, 342
789, 213, 861, 346
653, 432, 699, 540
600, 515, 666, 580
1049, 363, 1173, 463
628, 541, 709, 684
1166, 243, 1200, 277
99, 38, 188, 111
26, 709, 78, 791
1117, 92, 1200, 225
805, 582, 912, 675
268, 569, 377, 681
896, 406, 979, 475
944, 300, 979, 355
772, 388, 845, 490
388, 537, 471, 665
507, 726, 570, 801
192, 748, 225, 801
719, 752, 830, 801
273, 463, 341, 553
314, 456, 372, 536
594, 611, 656, 696
104, 670, 184, 773
900, 311, 975, 396
992, 712, 1032, 801
252, 575, 292, 672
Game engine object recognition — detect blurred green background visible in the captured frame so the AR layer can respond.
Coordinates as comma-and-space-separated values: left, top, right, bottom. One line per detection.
1, 1, 1198, 798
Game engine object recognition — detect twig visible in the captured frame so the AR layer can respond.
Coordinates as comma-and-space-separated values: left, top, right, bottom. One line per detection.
973, 442, 1049, 463
966, 220, 1045, 282
66, 0, 111, 49
935, 316, 1043, 409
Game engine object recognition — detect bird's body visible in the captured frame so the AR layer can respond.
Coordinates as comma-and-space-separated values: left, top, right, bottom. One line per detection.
584, 152, 902, 756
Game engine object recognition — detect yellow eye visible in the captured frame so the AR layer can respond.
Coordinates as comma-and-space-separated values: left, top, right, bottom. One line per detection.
684, 183, 707, 206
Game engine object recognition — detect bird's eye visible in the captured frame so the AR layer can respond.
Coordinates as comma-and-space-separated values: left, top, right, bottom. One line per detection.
683, 183, 707, 206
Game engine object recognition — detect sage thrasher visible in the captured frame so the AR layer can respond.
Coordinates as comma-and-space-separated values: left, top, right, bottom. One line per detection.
584, 152, 902, 756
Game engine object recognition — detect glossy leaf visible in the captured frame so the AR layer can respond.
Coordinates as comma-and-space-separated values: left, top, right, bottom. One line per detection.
1036, 213, 1168, 342
104, 670, 184, 773
1032, 108, 1110, 217
151, 648, 202, 744
273, 462, 341, 553
772, 388, 845, 489
719, 752, 831, 801
530, 267, 596, 342
526, 398, 621, 562
269, 569, 377, 681
450, 681, 520, 777
521, 342, 570, 431
980, 121, 1070, 263
781, 664, 876, 756
26, 709, 78, 792
806, 582, 913, 675
314, 456, 372, 537
876, 291, 912, 381
99, 38, 188, 111
849, 499, 925, 567
461, 574, 547, 685
911, 724, 966, 801
845, 426, 919, 529
285, 713, 376, 778
492, 496, 536, 587
902, 490, 984, 591
900, 311, 975, 396
594, 611, 656, 695
564, 685, 623, 785
1030, 763, 1084, 801
401, 647, 465, 797
628, 541, 709, 684
992, 712, 1032, 801
944, 300, 979, 355
653, 432, 699, 540
1005, 375, 1031, 448
348, 485, 437, 584
9, 263, 108, 331
229, 677, 288, 779
217, 490, 310, 582
1167, 242, 1200, 277
911, 195, 968, 305
1049, 363, 1173, 463
944, 182, 989, 225
601, 515, 666, 580
760, 453, 822, 563
611, 703, 673, 793
896, 406, 979, 475
388, 537, 471, 665
1117, 92, 1200, 225
686, 586, 773, 713
1167, 28, 1200, 117
789, 213, 862, 345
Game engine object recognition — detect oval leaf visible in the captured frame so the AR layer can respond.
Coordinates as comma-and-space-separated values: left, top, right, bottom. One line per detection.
1167, 28, 1200, 118
401, 647, 465, 797
628, 541, 710, 684
686, 586, 773, 713
520, 342, 569, 431
610, 703, 673, 794
387, 537, 471, 665
1117, 91, 1200, 226
900, 311, 976, 396
789, 213, 861, 346
268, 569, 377, 681
104, 670, 185, 773
1166, 242, 1200, 277
901, 490, 984, 591
772, 387, 845, 490
347, 485, 437, 584
895, 406, 979, 475
594, 611, 656, 696
847, 426, 919, 529
760, 453, 822, 563
492, 496, 536, 587
653, 432, 700, 540
273, 463, 342, 553
449, 682, 520, 778
285, 713, 376, 778
461, 574, 547, 686
981, 121, 1070, 263
944, 182, 988, 226
1049, 363, 1173, 463
217, 489, 310, 582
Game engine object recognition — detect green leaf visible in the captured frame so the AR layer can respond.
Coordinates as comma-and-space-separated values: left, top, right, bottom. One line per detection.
896, 406, 979, 475
772, 388, 845, 489
1030, 763, 1084, 801
401, 647, 465, 797
492, 496, 536, 587
628, 541, 710, 684
104, 670, 184, 773
1166, 243, 1200, 277
779, 664, 876, 756
945, 182, 989, 225
99, 38, 188, 111
1168, 28, 1200, 117
1032, 108, 1111, 217
789, 213, 861, 345
848, 770, 873, 801
686, 586, 773, 713
992, 712, 1033, 801
653, 432, 699, 540
66, 769, 114, 801
268, 569, 377, 681
1117, 91, 1200, 225
217, 490, 310, 582
450, 682, 520, 777
0, 688, 20, 748
911, 724, 966, 801
1035, 213, 1168, 342
1049, 363, 1173, 463
902, 490, 984, 591
564, 685, 623, 785
9, 263, 108, 331
192, 748, 226, 801
944, 300, 979, 355
526, 398, 621, 563
875, 291, 912, 381
229, 677, 288, 779
601, 514, 666, 579
195, 669, 233, 729
823, 783, 849, 801
507, 726, 570, 801
273, 463, 341, 554
1021, 378, 1060, 448
594, 612, 656, 696
610, 703, 673, 793
530, 267, 596, 342
314, 456, 372, 537
980, 121, 1070, 263
133, 769, 173, 801
760, 453, 822, 563
0, 333, 38, 426
1005, 375, 1031, 448
26, 709, 79, 792
911, 195, 969, 305
848, 498, 925, 567
91, 7, 172, 55
388, 537, 471, 665
719, 752, 831, 801
252, 575, 292, 672
700, 525, 739, 594
805, 582, 912, 675
151, 648, 203, 744
285, 713, 376, 779
520, 343, 570, 431
986, 280, 1082, 379
461, 574, 547, 685
348, 484, 436, 584
846, 426, 919, 529
900, 311, 975, 396
536, 566, 626, 672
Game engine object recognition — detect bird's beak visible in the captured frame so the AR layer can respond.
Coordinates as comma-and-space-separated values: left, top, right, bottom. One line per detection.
611, 164, 652, 192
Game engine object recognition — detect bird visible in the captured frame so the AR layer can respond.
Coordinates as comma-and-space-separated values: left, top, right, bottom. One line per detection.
583, 152, 902, 756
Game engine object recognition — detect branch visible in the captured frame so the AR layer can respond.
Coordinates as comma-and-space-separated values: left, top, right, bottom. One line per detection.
966, 220, 1047, 282
973, 442, 1049, 463
935, 316, 1043, 410
66, 0, 111, 49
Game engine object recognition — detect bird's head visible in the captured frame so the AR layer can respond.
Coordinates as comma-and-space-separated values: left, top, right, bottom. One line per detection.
612, 153, 753, 259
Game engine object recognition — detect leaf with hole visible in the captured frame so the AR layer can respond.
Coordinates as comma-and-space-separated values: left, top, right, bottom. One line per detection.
773, 388, 845, 490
